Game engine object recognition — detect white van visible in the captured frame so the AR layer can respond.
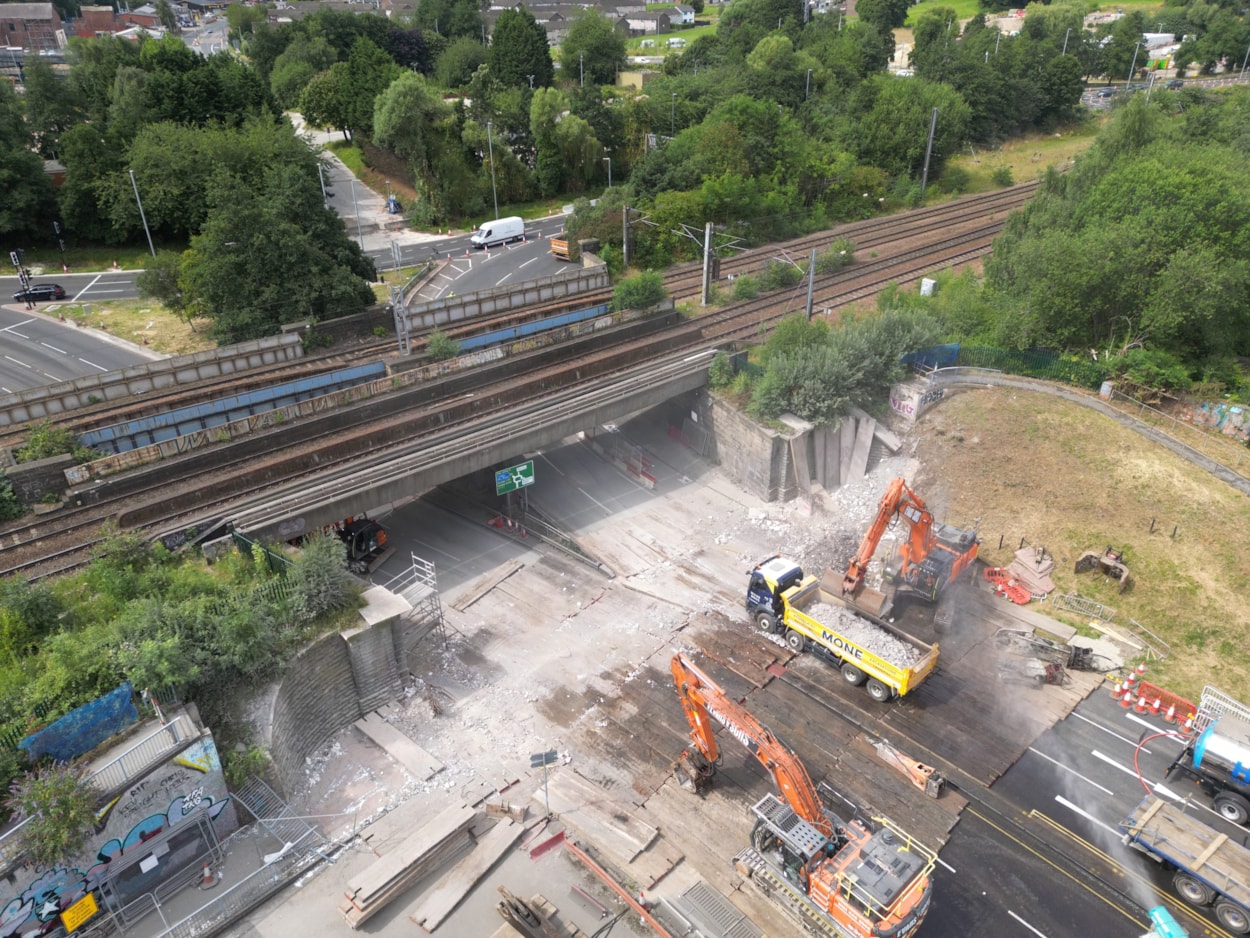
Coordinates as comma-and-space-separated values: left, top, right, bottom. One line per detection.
470, 216, 525, 249
667, 37, 686, 48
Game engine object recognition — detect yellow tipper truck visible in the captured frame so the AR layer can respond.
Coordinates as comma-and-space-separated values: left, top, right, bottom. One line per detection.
746, 556, 939, 702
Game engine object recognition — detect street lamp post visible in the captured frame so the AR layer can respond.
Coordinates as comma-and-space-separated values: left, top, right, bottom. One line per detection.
1241, 38, 1250, 74
129, 169, 157, 258
1062, 27, 1071, 55
486, 121, 499, 220
603, 155, 611, 189
671, 92, 676, 137
805, 68, 812, 101
350, 177, 364, 250
579, 51, 584, 87
1128, 40, 1142, 83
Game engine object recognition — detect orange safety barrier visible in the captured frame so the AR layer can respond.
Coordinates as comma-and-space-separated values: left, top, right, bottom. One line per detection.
1136, 680, 1195, 728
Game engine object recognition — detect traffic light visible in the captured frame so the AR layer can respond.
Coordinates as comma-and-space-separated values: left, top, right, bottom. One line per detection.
52, 221, 61, 236
8, 251, 18, 267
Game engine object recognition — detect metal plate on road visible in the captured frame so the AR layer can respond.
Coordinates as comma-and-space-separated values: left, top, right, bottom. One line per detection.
496, 460, 535, 496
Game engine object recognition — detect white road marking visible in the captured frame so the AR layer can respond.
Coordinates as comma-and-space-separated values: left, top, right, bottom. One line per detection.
1008, 910, 1048, 937
1053, 796, 1122, 835
79, 358, 108, 372
2, 318, 35, 335
1124, 711, 1184, 741
1027, 747, 1113, 794
77, 288, 127, 295
40, 342, 66, 354
578, 487, 613, 515
1070, 710, 1153, 753
495, 273, 514, 286
72, 275, 103, 301
0, 386, 9, 393
936, 856, 956, 874
538, 452, 565, 476
5, 355, 31, 369
518, 257, 537, 268
40, 371, 60, 381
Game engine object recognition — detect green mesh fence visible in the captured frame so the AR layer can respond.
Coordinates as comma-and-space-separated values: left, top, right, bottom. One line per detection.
955, 346, 1109, 390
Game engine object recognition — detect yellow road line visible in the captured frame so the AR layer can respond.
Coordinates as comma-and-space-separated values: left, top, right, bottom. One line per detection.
967, 807, 1145, 929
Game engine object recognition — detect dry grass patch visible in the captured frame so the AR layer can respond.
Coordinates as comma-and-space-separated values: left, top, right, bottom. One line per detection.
50, 299, 215, 357
910, 386, 1250, 700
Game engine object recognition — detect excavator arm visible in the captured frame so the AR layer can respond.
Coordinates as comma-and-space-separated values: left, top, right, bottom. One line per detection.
843, 477, 935, 595
671, 653, 831, 835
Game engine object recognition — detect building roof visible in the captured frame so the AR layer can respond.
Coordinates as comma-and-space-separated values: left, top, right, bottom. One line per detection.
0, 3, 57, 20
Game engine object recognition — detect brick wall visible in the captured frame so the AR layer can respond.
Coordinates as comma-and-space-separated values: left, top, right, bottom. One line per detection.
6, 453, 74, 504
344, 622, 402, 713
695, 389, 797, 501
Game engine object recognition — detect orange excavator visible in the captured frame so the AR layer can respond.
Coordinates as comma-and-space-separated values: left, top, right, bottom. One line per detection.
843, 476, 979, 608
671, 653, 935, 938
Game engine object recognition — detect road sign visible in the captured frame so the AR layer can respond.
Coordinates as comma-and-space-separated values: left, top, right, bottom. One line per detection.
530, 749, 558, 768
61, 893, 98, 932
495, 460, 535, 496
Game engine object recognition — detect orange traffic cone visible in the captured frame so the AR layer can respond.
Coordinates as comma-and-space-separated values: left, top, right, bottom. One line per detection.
1164, 703, 1177, 724
1120, 688, 1134, 708
1110, 679, 1123, 700
1149, 697, 1162, 716
1181, 713, 1196, 735
198, 863, 218, 889
1134, 663, 1146, 682
112, 259, 120, 271
1134, 694, 1148, 714
62, 262, 69, 273
1124, 670, 1137, 691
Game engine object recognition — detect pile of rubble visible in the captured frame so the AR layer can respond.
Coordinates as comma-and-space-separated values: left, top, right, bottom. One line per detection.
805, 602, 925, 665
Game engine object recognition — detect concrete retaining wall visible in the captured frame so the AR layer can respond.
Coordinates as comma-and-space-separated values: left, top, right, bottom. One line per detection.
0, 333, 305, 429
695, 390, 798, 502
404, 259, 610, 332
7, 453, 74, 503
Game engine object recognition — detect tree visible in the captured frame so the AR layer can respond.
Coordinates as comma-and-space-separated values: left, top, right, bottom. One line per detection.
558, 10, 627, 88
136, 249, 196, 327
181, 165, 375, 343
5, 762, 98, 869
154, 0, 177, 31
288, 532, 357, 620
847, 75, 971, 178
414, 0, 482, 40
387, 25, 431, 73
22, 58, 84, 159
300, 63, 355, 139
269, 33, 337, 110
435, 36, 488, 89
488, 8, 553, 90
0, 81, 55, 239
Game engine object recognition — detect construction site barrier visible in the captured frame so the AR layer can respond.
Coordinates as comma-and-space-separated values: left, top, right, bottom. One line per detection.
1136, 680, 1196, 728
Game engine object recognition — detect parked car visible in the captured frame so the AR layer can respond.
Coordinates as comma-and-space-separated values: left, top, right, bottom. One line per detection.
12, 283, 66, 303
1095, 87, 1116, 99
1166, 79, 1184, 90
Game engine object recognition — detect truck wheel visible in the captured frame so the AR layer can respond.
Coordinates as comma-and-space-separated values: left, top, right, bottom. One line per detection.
1214, 792, 1250, 826
1216, 900, 1250, 934
1174, 872, 1214, 906
785, 630, 805, 653
755, 613, 778, 634
866, 679, 892, 703
841, 664, 867, 686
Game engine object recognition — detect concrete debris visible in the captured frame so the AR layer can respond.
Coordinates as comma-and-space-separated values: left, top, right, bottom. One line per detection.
806, 602, 924, 665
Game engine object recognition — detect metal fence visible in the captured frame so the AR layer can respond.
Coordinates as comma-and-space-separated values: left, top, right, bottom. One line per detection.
87, 713, 199, 794
955, 346, 1107, 389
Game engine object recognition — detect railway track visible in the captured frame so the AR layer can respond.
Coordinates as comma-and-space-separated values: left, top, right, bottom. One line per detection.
0, 184, 1037, 451
0, 185, 1037, 578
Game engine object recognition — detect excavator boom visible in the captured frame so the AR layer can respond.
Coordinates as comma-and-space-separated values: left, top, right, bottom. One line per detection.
671, 653, 830, 834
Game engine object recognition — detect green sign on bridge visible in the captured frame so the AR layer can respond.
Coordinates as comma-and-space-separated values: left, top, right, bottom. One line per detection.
495, 460, 535, 496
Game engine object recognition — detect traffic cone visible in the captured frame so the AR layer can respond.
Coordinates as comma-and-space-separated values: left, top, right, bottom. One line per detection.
1109, 679, 1122, 700
1124, 670, 1137, 691
112, 259, 120, 271
62, 262, 69, 273
1150, 697, 1162, 716
1120, 688, 1134, 708
1134, 694, 1148, 714
198, 863, 218, 889
1181, 713, 1196, 735
1164, 703, 1177, 724
1134, 663, 1146, 682
465, 247, 470, 257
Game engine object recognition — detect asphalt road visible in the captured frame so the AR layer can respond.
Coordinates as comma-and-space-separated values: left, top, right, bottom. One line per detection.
0, 304, 156, 394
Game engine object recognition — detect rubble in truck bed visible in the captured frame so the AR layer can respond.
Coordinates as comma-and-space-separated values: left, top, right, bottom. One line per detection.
806, 601, 925, 664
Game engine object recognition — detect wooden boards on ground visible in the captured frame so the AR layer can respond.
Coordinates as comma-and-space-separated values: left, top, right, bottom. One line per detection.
539, 770, 659, 862
408, 819, 526, 932
339, 802, 475, 929
354, 710, 444, 781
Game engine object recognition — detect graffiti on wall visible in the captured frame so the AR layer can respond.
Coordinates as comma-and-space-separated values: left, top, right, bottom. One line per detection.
889, 384, 945, 422
0, 739, 234, 938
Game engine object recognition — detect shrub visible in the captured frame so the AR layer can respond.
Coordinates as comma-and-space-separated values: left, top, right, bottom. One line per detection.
760, 260, 803, 291
938, 165, 971, 194
611, 271, 666, 312
288, 533, 357, 621
0, 473, 22, 521
815, 238, 855, 274
991, 166, 1014, 187
426, 329, 459, 361
708, 351, 734, 389
731, 275, 760, 300
14, 421, 96, 464
5, 762, 98, 868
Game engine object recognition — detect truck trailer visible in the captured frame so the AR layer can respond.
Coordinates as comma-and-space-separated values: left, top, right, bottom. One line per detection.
1166, 716, 1250, 825
1120, 795, 1250, 934
746, 556, 938, 702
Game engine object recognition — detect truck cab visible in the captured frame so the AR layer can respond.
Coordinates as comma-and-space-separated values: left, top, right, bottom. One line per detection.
746, 555, 809, 631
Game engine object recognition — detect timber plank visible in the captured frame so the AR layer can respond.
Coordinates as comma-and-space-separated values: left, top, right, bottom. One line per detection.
354, 711, 444, 781
345, 802, 475, 903
540, 771, 659, 860
407, 819, 525, 932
